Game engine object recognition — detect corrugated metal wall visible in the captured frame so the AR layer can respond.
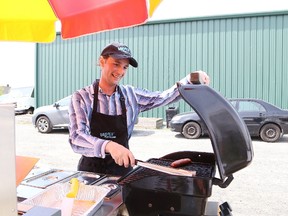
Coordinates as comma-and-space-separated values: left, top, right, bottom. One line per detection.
36, 11, 288, 119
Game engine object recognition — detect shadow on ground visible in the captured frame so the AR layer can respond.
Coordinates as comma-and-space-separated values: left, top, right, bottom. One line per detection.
174, 133, 210, 140
45, 128, 69, 134
132, 129, 155, 137
173, 132, 288, 144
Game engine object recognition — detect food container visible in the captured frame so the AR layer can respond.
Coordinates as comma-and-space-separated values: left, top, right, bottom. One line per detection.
20, 181, 110, 216
118, 84, 254, 216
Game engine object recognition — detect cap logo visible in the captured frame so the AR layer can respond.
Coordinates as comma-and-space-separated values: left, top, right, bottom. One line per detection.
101, 42, 138, 67
118, 45, 131, 55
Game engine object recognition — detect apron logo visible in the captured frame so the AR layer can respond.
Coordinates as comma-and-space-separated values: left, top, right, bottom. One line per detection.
100, 132, 116, 139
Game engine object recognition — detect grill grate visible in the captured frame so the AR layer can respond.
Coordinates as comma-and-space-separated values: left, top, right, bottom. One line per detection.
118, 158, 213, 185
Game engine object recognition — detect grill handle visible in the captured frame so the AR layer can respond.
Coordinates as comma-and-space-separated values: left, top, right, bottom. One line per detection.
213, 175, 234, 188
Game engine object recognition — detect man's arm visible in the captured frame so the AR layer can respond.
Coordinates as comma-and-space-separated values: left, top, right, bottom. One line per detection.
136, 71, 210, 112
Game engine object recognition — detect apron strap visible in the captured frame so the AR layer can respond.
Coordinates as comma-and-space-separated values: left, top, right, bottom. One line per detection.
93, 80, 126, 118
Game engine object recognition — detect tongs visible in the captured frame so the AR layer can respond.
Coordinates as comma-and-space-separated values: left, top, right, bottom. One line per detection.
136, 159, 196, 177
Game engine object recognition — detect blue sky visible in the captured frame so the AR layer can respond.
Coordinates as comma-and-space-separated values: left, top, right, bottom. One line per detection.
1, 0, 288, 88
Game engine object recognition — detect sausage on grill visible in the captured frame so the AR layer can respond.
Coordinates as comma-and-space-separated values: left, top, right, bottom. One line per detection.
170, 158, 192, 168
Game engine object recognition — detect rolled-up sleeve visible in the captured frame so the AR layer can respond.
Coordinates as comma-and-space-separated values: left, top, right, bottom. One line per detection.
136, 75, 191, 112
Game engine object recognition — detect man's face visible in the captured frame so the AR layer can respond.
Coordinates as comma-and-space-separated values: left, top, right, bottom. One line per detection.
100, 56, 129, 86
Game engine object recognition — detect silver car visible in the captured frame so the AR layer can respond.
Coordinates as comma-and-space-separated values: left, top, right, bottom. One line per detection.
32, 95, 71, 133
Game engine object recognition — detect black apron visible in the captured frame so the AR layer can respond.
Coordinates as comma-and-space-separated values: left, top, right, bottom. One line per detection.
77, 81, 132, 176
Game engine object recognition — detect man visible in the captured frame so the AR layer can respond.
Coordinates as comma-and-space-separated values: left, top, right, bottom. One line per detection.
68, 42, 210, 176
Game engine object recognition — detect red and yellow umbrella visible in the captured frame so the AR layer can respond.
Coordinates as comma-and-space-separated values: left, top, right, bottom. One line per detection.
0, 0, 162, 43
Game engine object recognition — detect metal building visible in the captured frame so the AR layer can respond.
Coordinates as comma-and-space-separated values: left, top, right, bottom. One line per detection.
36, 11, 288, 119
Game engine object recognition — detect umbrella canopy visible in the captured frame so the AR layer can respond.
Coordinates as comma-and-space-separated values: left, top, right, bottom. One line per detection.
0, 0, 162, 43
0, 0, 57, 42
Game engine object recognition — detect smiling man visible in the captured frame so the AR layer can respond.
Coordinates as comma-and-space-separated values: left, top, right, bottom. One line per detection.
68, 42, 210, 176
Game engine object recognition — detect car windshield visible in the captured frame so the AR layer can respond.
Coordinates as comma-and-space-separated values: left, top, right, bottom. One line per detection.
9, 87, 34, 98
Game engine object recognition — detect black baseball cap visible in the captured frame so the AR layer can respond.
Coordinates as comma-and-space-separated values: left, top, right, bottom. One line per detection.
101, 42, 138, 68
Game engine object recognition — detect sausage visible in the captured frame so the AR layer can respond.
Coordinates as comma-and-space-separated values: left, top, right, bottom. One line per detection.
170, 158, 192, 168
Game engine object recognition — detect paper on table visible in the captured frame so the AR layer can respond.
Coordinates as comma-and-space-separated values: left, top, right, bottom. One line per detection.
16, 155, 39, 186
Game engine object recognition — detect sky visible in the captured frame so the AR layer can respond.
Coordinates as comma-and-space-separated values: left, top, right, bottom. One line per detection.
1, 0, 288, 88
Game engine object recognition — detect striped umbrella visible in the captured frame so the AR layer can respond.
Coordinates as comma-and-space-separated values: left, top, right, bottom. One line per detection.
0, 0, 162, 43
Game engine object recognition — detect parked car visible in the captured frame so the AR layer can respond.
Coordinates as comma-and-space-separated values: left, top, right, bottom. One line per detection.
0, 86, 35, 114
32, 95, 71, 133
32, 95, 139, 133
170, 98, 288, 142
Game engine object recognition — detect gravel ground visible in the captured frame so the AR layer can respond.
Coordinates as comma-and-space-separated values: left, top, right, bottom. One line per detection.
15, 114, 288, 216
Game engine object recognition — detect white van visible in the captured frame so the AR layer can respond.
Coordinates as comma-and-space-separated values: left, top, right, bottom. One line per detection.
0, 86, 35, 114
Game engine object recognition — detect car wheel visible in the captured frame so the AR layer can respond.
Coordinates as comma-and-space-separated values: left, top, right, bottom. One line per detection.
36, 116, 52, 133
260, 123, 281, 142
27, 108, 34, 115
182, 122, 201, 139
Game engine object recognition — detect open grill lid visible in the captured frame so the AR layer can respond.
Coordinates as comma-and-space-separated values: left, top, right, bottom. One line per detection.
178, 84, 253, 186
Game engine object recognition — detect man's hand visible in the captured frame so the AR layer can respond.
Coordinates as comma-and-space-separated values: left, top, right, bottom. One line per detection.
190, 70, 210, 85
105, 141, 136, 168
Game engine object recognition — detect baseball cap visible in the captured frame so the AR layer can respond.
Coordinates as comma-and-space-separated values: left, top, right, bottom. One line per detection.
101, 42, 138, 68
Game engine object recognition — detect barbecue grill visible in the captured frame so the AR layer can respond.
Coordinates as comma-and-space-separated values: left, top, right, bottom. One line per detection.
118, 84, 254, 216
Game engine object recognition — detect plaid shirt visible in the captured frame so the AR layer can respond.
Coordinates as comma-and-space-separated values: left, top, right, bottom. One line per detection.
68, 74, 191, 158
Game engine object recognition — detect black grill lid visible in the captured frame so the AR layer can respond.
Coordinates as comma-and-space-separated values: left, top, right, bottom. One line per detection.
178, 84, 253, 185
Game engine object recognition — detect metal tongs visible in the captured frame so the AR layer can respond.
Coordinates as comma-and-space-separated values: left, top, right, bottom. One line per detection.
136, 160, 196, 177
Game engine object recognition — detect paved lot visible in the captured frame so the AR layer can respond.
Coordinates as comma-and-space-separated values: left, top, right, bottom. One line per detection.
15, 114, 288, 216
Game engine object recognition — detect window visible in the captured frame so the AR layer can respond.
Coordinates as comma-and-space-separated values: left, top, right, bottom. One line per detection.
57, 96, 71, 107
238, 101, 266, 112
230, 101, 237, 108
